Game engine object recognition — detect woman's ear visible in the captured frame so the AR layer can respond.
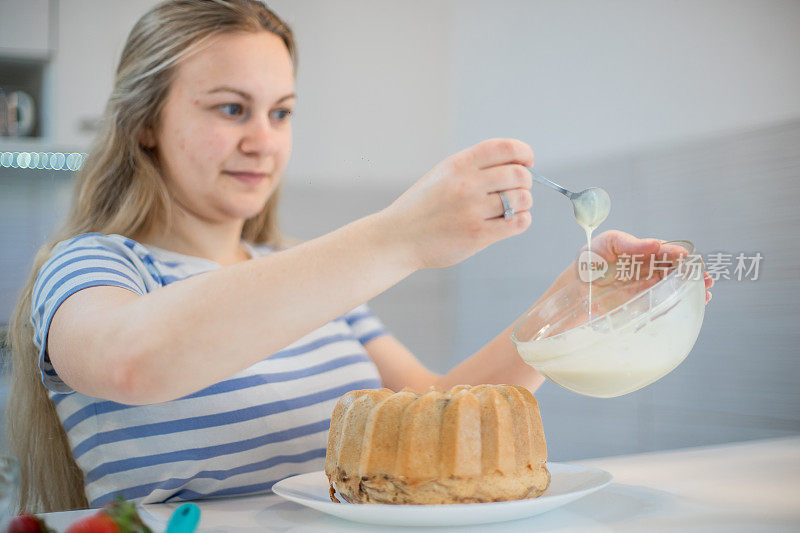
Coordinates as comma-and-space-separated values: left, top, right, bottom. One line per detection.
140, 127, 156, 148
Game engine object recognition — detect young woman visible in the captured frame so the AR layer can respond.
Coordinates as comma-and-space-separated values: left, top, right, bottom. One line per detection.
8, 0, 713, 513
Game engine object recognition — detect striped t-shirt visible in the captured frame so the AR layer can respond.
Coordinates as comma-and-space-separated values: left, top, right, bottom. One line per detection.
30, 233, 387, 507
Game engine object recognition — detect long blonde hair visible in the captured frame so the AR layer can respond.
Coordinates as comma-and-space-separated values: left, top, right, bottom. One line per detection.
7, 0, 296, 513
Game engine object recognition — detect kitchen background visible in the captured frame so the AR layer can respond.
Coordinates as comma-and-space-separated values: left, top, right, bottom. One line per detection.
1, 0, 798, 460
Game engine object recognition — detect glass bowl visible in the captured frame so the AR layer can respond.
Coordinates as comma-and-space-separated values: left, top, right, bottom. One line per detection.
511, 240, 706, 398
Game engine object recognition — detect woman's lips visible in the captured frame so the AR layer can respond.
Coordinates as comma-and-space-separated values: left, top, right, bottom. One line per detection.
223, 170, 268, 184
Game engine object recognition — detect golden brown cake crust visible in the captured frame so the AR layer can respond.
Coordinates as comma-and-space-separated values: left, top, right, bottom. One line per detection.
330, 464, 551, 504
325, 385, 550, 504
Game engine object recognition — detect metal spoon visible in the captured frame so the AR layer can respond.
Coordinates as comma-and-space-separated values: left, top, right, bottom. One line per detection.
528, 170, 611, 230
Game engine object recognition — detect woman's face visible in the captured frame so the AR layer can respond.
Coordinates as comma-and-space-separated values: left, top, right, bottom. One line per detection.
150, 31, 295, 224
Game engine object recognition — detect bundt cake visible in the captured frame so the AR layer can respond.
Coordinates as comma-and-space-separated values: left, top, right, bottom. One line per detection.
324, 384, 550, 504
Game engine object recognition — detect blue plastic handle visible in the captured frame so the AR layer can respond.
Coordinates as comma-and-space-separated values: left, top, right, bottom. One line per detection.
165, 502, 201, 533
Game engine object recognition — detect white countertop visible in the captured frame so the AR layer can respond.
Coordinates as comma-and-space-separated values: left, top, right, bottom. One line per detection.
39, 436, 800, 532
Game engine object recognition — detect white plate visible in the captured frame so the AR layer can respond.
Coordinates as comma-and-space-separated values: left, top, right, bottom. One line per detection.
272, 463, 612, 527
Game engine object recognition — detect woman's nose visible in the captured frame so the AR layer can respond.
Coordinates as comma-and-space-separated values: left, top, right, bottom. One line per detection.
239, 115, 278, 156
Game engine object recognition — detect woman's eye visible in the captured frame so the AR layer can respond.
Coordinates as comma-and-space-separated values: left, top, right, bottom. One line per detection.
218, 103, 244, 117
269, 108, 293, 122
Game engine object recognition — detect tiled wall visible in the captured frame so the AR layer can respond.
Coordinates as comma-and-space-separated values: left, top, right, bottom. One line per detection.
277, 181, 457, 374
0, 169, 73, 323
453, 119, 800, 460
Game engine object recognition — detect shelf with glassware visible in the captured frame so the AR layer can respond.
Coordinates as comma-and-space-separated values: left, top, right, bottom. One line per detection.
0, 55, 48, 142
0, 0, 54, 148
0, 54, 86, 168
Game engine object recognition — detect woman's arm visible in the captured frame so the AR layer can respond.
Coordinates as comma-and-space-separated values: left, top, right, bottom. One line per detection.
364, 326, 546, 394
49, 213, 415, 404
47, 139, 535, 405
364, 276, 562, 393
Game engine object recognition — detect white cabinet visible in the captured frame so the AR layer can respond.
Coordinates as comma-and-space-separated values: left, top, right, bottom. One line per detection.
0, 0, 53, 58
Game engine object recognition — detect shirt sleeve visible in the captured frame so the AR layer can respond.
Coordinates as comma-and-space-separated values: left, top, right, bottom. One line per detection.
30, 233, 149, 393
342, 303, 391, 345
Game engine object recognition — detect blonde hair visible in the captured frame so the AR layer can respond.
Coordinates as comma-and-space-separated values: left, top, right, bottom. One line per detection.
7, 0, 297, 513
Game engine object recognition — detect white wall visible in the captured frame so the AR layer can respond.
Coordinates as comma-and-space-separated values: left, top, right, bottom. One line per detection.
446, 0, 800, 459
50, 1, 800, 182
51, 0, 453, 188
449, 0, 800, 170
269, 0, 452, 187
54, 0, 160, 148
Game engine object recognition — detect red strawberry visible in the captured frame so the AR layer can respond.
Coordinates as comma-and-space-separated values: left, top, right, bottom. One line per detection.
65, 496, 152, 533
7, 514, 54, 533
63, 512, 119, 533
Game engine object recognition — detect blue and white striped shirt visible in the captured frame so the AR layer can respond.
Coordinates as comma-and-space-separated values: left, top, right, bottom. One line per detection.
30, 233, 386, 507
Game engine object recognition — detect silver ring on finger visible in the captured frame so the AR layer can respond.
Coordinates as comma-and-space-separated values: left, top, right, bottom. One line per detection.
498, 191, 514, 219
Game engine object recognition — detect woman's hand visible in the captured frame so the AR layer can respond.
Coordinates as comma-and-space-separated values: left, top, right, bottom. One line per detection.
554, 230, 714, 304
380, 138, 534, 269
